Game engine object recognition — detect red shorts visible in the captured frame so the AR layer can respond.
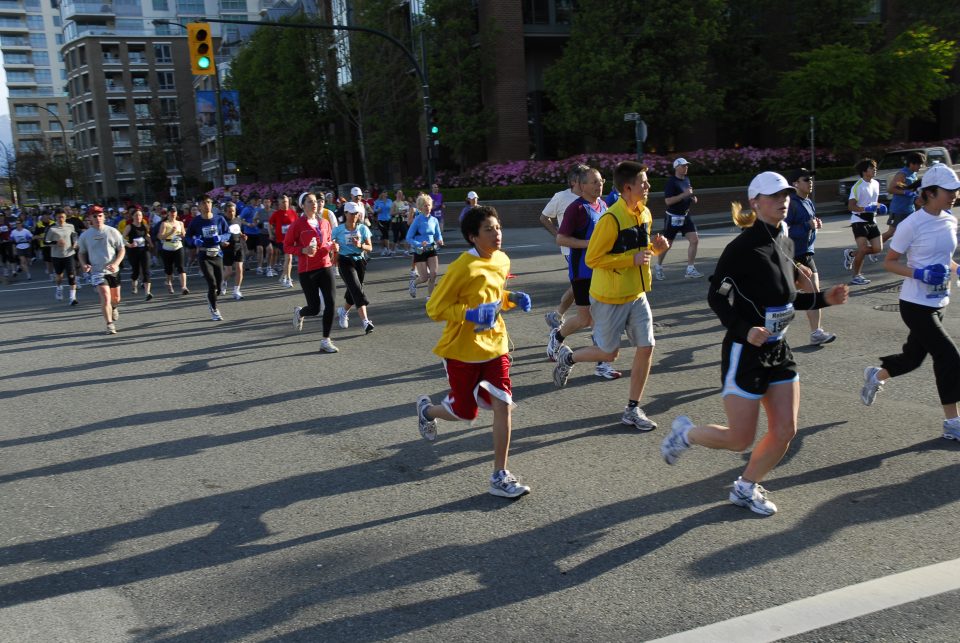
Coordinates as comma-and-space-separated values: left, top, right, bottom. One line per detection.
441, 355, 514, 420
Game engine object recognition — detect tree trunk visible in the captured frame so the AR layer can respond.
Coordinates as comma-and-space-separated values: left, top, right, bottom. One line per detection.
356, 113, 370, 189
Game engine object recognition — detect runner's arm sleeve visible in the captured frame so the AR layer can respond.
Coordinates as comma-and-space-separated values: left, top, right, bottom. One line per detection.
794, 291, 829, 310
707, 249, 754, 341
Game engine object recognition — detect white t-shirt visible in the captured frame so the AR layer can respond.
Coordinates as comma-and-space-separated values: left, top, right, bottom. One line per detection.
849, 178, 880, 224
890, 208, 958, 307
542, 188, 578, 257
10, 228, 33, 250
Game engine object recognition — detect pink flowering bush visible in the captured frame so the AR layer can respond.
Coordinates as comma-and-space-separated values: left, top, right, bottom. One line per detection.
208, 178, 331, 200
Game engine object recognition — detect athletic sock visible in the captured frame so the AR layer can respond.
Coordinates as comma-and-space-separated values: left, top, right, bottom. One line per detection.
627, 400, 639, 408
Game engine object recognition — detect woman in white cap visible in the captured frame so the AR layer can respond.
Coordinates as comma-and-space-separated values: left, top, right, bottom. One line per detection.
332, 201, 375, 333
860, 164, 960, 441
459, 191, 479, 223
660, 171, 849, 516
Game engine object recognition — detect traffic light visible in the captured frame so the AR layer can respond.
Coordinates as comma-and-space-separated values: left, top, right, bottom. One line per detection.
187, 22, 215, 76
429, 108, 439, 139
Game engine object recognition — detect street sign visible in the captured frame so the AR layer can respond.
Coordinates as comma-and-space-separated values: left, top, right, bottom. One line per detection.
624, 112, 639, 122
65, 178, 73, 188
170, 187, 177, 198
223, 174, 237, 186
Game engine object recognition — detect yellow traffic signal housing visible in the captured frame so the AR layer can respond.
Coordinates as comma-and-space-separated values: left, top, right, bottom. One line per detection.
187, 22, 216, 76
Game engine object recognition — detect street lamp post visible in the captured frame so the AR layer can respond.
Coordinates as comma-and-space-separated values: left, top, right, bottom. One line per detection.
162, 16, 437, 187
29, 103, 73, 202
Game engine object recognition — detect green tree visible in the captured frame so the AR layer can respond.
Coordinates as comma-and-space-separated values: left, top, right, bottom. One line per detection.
544, 0, 724, 152
764, 27, 957, 150
423, 0, 495, 171
226, 16, 332, 182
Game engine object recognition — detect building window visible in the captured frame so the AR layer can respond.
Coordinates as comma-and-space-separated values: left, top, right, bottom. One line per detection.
36, 69, 52, 84
25, 0, 40, 8
29, 33, 46, 48
165, 124, 180, 141
19, 139, 42, 152
115, 154, 134, 173
133, 101, 150, 119
54, 16, 61, 26
4, 53, 29, 64
17, 122, 42, 134
157, 71, 175, 90
55, 34, 63, 45
33, 50, 49, 65
153, 0, 168, 9
220, 0, 246, 10
112, 128, 131, 147
45, 103, 58, 115
176, 0, 204, 13
154, 44, 172, 63
14, 105, 39, 116
49, 121, 63, 132
26, 15, 44, 31
137, 127, 153, 145
159, 97, 177, 117
7, 71, 34, 83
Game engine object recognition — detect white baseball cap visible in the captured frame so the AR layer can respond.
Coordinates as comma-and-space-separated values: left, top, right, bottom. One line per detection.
466, 191, 478, 200
920, 163, 960, 190
748, 171, 796, 199
343, 201, 361, 214
350, 186, 363, 197
673, 158, 689, 169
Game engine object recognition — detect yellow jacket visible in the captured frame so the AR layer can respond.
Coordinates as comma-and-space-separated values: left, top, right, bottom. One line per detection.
585, 197, 654, 304
426, 249, 516, 362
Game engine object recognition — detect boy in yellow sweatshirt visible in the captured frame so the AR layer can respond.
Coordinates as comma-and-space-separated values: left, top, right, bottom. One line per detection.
418, 206, 533, 498
552, 161, 670, 430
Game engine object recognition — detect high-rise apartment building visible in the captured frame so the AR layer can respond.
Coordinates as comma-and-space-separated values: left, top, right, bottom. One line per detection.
1, 0, 71, 180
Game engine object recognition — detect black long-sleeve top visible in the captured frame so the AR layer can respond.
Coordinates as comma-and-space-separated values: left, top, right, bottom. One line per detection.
708, 219, 828, 343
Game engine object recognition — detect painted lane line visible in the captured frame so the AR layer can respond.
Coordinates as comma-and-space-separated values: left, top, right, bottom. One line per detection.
648, 557, 960, 643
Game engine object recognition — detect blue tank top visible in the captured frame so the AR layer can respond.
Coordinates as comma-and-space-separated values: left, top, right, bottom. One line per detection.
889, 166, 919, 215
568, 198, 608, 281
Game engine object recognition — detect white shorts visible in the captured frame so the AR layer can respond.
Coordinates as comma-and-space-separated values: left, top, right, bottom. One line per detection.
589, 295, 655, 353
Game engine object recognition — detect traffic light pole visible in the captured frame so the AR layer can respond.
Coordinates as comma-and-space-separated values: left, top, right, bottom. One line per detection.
214, 72, 228, 190
195, 16, 435, 187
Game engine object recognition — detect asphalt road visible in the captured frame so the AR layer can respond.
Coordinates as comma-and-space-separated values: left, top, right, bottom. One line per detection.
1, 215, 959, 642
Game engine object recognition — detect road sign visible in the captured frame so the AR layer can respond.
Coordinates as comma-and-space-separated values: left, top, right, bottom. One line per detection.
170, 187, 177, 198
624, 112, 639, 121
223, 174, 237, 186
64, 178, 73, 188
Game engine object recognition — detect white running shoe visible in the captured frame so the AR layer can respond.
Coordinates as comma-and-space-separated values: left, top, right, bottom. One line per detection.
729, 477, 777, 516
209, 306, 223, 321
544, 311, 564, 329
546, 328, 562, 361
850, 274, 870, 286
809, 328, 837, 345
408, 274, 417, 298
337, 306, 349, 329
319, 338, 339, 353
654, 265, 665, 281
55, 286, 63, 301
594, 362, 622, 379
363, 319, 375, 334
284, 278, 294, 288
684, 266, 703, 278
842, 248, 855, 271
416, 395, 438, 441
266, 267, 276, 277
233, 288, 243, 301
860, 366, 884, 406
661, 416, 694, 464
943, 417, 960, 441
489, 469, 530, 498
292, 306, 303, 331
621, 405, 657, 431
106, 323, 117, 335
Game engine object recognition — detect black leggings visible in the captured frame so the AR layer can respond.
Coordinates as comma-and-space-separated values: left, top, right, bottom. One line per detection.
128, 247, 150, 284
162, 248, 184, 275
52, 256, 76, 285
198, 254, 224, 309
881, 299, 960, 405
298, 267, 335, 336
338, 255, 369, 308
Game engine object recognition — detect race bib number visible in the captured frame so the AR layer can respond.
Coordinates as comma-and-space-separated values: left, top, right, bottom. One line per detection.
228, 224, 242, 235
764, 303, 795, 343
927, 281, 950, 299
89, 271, 105, 286
133, 237, 145, 247
205, 246, 221, 257
281, 224, 290, 234
201, 225, 218, 239
669, 214, 686, 227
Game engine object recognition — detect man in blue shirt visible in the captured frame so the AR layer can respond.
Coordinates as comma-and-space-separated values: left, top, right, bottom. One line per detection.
882, 151, 924, 244
373, 191, 394, 256
654, 157, 701, 280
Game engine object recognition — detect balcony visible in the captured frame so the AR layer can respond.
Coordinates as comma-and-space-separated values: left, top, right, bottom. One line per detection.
112, 137, 131, 148
0, 17, 27, 32
128, 53, 147, 65
0, 1, 23, 16
105, 81, 124, 93
3, 54, 32, 67
61, 1, 114, 22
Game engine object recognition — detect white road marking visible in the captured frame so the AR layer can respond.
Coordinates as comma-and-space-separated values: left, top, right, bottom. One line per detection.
648, 557, 960, 643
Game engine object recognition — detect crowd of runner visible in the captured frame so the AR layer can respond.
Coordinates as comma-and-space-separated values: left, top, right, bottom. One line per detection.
3, 157, 958, 508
